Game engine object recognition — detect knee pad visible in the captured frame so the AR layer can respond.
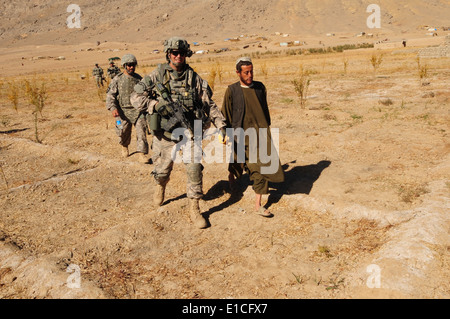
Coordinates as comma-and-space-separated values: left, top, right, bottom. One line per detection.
151, 170, 170, 185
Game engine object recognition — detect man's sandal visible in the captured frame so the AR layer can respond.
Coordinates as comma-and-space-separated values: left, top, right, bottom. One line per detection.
257, 206, 273, 218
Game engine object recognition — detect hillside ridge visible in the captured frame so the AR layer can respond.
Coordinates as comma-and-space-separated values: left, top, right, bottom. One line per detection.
1, 0, 449, 47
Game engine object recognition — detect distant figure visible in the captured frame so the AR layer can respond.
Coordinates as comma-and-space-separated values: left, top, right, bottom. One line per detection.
107, 61, 121, 79
402, 40, 407, 47
106, 54, 149, 163
92, 63, 105, 87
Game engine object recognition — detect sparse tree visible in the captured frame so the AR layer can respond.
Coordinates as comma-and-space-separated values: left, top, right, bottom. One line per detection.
292, 65, 311, 109
416, 57, 429, 85
26, 80, 48, 143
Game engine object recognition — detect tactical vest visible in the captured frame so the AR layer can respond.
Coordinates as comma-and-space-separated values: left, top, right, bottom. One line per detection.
117, 72, 142, 124
93, 67, 103, 77
108, 66, 120, 78
152, 64, 202, 137
158, 64, 197, 109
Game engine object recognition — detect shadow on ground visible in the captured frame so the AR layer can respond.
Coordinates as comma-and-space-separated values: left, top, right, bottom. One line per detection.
267, 160, 331, 208
202, 159, 331, 214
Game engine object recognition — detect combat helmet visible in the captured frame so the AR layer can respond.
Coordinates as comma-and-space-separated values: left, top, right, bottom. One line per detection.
121, 54, 138, 66
163, 37, 193, 57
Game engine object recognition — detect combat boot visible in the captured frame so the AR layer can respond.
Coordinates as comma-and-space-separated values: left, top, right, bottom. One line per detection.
154, 183, 166, 206
189, 198, 208, 229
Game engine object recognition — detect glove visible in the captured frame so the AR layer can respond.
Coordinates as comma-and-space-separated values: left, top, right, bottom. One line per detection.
218, 128, 227, 144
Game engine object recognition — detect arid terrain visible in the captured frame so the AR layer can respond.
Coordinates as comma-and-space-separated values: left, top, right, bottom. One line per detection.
0, 0, 449, 300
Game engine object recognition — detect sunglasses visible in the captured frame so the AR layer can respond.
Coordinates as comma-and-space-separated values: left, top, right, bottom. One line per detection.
170, 51, 186, 57
125, 63, 137, 67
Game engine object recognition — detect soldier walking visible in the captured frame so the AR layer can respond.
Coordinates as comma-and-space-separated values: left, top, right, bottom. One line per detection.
107, 61, 121, 80
92, 63, 105, 87
131, 37, 227, 229
106, 54, 149, 163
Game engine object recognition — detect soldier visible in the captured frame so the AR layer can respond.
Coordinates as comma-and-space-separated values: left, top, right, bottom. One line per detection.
131, 37, 227, 229
106, 54, 149, 163
92, 63, 105, 87
107, 61, 121, 80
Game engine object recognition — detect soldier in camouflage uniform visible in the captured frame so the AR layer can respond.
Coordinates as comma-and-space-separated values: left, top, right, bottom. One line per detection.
107, 61, 121, 80
106, 54, 149, 163
131, 37, 227, 229
92, 63, 105, 87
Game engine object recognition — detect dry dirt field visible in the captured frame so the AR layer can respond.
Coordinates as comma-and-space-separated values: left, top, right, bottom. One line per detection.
0, 34, 449, 299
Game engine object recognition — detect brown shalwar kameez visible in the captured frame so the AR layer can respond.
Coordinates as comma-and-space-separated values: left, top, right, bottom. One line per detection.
221, 82, 284, 194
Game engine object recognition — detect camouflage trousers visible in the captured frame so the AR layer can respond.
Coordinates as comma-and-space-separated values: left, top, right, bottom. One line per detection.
151, 132, 203, 199
95, 76, 104, 87
116, 116, 149, 154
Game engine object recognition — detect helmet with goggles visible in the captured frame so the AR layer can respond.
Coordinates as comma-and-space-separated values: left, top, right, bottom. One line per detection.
163, 37, 193, 57
121, 54, 138, 67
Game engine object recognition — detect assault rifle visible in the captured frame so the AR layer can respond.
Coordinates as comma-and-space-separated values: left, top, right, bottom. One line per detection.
154, 82, 194, 136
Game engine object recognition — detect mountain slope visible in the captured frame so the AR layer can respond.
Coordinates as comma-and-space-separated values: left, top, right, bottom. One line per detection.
0, 0, 449, 46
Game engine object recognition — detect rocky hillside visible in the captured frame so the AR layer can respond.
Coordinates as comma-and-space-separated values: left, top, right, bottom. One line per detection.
1, 0, 449, 46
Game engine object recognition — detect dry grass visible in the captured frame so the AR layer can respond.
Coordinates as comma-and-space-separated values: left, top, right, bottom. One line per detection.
397, 183, 429, 203
6, 82, 19, 112
342, 219, 392, 253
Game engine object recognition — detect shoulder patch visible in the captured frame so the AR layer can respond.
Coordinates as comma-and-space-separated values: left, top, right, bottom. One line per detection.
134, 81, 146, 94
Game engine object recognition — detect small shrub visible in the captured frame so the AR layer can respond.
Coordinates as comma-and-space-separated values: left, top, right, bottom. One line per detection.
370, 53, 383, 73
25, 80, 48, 143
207, 64, 217, 92
318, 245, 333, 258
292, 65, 311, 109
342, 58, 348, 74
416, 57, 429, 84
7, 81, 19, 112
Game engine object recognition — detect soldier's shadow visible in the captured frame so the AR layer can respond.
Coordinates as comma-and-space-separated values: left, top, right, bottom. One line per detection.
202, 177, 250, 218
202, 159, 331, 217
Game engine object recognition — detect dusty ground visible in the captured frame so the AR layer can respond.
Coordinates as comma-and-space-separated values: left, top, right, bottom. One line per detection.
0, 33, 449, 299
